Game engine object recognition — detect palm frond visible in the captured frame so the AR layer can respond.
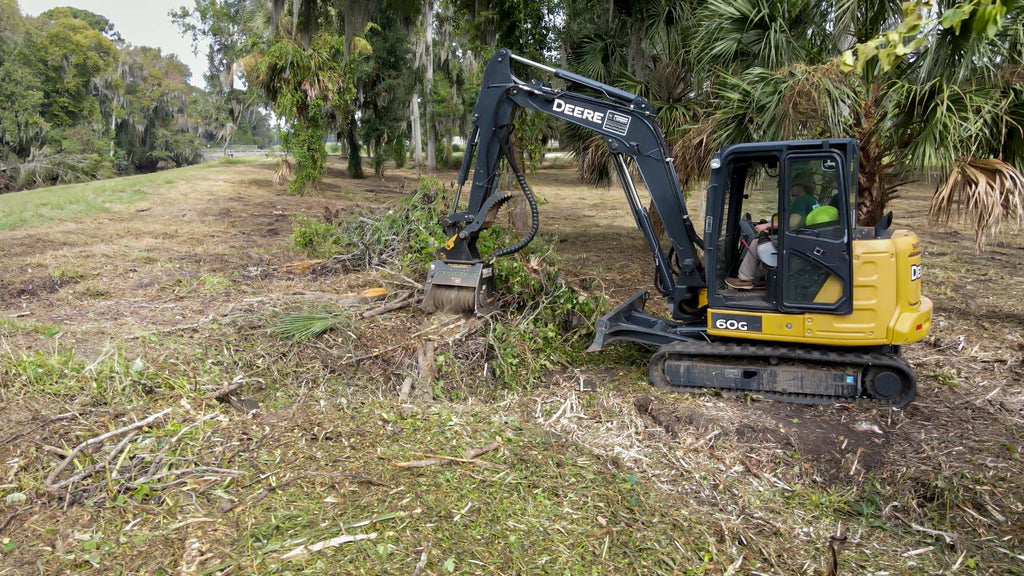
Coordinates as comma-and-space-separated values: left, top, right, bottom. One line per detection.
931, 157, 1024, 250
694, 0, 818, 72
271, 312, 349, 341
567, 130, 612, 186
712, 63, 857, 144
669, 115, 717, 188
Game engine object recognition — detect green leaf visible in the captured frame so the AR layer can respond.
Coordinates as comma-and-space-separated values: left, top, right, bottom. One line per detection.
839, 50, 856, 73
4, 492, 26, 505
443, 558, 455, 572
2, 541, 17, 553
940, 6, 972, 33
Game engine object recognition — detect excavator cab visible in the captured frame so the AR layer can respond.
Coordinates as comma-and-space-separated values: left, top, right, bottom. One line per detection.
705, 140, 856, 317
701, 139, 931, 355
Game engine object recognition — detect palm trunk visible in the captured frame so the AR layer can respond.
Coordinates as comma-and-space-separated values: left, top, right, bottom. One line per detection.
854, 86, 895, 226
411, 92, 423, 165
424, 0, 436, 170
347, 110, 364, 179
857, 139, 891, 226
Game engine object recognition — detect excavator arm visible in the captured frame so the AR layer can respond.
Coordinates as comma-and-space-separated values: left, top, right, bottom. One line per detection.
425, 49, 706, 323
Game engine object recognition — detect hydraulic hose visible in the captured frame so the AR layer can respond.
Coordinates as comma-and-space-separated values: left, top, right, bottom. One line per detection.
490, 133, 539, 260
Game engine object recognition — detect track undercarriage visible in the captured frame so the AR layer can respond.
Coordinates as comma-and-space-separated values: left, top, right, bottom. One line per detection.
648, 340, 917, 408
590, 291, 917, 408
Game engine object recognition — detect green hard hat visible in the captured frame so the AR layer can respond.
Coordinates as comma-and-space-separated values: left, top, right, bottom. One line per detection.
806, 205, 839, 226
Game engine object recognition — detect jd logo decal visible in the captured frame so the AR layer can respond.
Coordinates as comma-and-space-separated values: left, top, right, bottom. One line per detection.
910, 264, 922, 281
553, 98, 605, 125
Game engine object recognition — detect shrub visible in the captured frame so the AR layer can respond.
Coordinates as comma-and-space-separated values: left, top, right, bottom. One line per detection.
391, 138, 408, 169
291, 214, 344, 258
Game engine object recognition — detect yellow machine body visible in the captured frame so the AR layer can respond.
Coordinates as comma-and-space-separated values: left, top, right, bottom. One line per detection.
707, 230, 932, 346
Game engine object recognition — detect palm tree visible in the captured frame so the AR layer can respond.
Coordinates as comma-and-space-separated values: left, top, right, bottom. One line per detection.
244, 33, 347, 192
563, 0, 1023, 247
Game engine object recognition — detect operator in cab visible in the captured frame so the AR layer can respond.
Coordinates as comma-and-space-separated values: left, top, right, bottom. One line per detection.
726, 172, 819, 290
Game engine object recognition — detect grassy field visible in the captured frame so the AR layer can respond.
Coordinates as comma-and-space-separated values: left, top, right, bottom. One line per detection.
0, 158, 1021, 575
0, 158, 264, 232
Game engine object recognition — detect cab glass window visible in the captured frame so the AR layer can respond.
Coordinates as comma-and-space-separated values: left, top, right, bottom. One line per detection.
784, 157, 844, 240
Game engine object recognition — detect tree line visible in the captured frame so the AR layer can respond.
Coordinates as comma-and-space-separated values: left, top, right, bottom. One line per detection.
175, 0, 1022, 246
3, 1, 1020, 246
0, 1, 273, 192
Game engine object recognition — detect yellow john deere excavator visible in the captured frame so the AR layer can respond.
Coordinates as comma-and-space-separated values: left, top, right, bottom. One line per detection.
422, 49, 933, 407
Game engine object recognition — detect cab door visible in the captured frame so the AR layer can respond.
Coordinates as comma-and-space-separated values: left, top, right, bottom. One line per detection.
779, 151, 853, 315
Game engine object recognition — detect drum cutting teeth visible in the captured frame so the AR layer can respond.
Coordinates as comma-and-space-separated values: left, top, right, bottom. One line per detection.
422, 285, 478, 314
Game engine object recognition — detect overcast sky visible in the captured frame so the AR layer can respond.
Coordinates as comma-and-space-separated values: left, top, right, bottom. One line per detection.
19, 0, 210, 87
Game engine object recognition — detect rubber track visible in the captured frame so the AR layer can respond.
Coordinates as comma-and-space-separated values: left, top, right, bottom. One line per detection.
648, 340, 917, 408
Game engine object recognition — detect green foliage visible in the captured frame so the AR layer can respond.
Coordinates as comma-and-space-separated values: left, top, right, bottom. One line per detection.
286, 174, 605, 388
360, 12, 415, 179
291, 213, 345, 258
284, 177, 448, 269
271, 308, 352, 341
39, 6, 119, 39
24, 15, 116, 128
391, 136, 408, 169
0, 349, 177, 405
286, 109, 327, 194
842, 0, 1011, 75
840, 1, 931, 74
336, 176, 449, 270
484, 243, 606, 389
169, 0, 245, 92
247, 34, 361, 192
95, 45, 202, 174
0, 5, 202, 191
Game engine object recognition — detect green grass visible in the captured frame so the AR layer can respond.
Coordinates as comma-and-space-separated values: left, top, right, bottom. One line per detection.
0, 179, 147, 231
0, 158, 270, 231
0, 316, 62, 338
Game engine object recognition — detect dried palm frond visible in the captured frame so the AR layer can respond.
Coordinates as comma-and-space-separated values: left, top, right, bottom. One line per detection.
931, 158, 1024, 250
13, 146, 115, 187
273, 158, 293, 187
670, 116, 717, 188
564, 129, 612, 186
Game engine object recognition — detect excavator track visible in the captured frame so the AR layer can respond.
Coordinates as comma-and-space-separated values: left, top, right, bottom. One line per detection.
648, 340, 917, 408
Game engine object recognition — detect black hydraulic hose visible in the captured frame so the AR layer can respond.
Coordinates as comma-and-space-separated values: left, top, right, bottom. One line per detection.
490, 133, 539, 260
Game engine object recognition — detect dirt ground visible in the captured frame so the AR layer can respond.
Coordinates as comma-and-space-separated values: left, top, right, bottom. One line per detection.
0, 157, 1021, 575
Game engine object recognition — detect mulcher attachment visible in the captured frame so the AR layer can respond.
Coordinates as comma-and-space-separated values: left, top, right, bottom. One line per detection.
421, 261, 495, 314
